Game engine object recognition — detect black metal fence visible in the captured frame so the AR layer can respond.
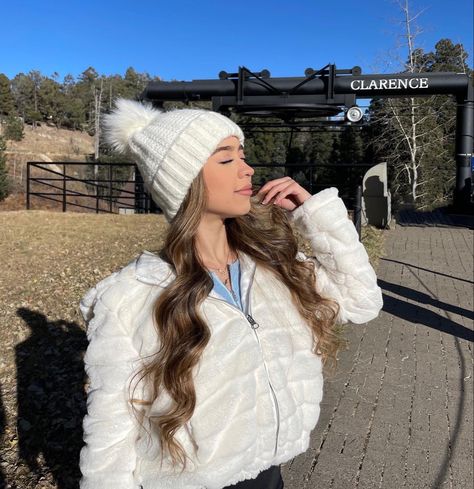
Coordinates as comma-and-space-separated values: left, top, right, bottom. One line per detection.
26, 161, 159, 214
26, 161, 369, 238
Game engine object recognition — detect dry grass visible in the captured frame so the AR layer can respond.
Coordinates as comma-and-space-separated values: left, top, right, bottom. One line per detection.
360, 223, 386, 270
0, 209, 386, 489
3, 124, 93, 159
1, 124, 95, 214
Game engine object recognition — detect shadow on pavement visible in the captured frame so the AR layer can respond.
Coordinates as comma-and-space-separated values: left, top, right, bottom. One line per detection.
395, 206, 474, 230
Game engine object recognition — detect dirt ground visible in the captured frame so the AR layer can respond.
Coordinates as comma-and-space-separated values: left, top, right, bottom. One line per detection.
0, 209, 385, 489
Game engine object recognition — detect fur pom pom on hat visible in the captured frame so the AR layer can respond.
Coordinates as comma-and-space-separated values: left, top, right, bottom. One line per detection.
103, 98, 163, 154
102, 98, 245, 222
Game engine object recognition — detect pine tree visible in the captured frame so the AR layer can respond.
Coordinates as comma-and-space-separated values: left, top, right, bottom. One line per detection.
234, 114, 288, 186
3, 115, 24, 141
38, 77, 63, 126
0, 74, 15, 116
11, 73, 34, 121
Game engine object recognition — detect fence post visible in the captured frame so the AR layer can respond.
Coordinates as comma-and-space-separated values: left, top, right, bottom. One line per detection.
109, 163, 113, 213
63, 163, 67, 212
26, 162, 30, 210
95, 162, 99, 214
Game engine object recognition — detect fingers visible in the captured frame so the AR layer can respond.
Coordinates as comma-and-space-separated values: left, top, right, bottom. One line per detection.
257, 177, 293, 197
257, 178, 296, 204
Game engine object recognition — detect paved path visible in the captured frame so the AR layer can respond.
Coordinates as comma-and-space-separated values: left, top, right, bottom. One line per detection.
282, 210, 474, 489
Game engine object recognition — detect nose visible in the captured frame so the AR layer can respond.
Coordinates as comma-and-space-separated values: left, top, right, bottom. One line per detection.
241, 159, 254, 176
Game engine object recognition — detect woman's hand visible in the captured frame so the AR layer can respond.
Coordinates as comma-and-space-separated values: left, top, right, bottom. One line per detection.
256, 177, 312, 211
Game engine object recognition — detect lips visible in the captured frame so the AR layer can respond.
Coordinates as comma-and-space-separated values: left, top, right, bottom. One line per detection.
235, 185, 252, 192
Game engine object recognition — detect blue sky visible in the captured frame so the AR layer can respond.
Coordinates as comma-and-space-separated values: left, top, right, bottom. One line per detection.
2, 0, 473, 82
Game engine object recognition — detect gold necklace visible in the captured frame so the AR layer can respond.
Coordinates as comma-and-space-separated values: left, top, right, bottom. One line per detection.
204, 249, 235, 288
203, 248, 235, 271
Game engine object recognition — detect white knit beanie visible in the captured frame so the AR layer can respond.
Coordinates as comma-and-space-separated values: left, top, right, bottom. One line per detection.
102, 98, 245, 222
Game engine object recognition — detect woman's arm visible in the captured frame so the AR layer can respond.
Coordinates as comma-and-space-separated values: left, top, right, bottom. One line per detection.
79, 279, 141, 489
288, 187, 384, 325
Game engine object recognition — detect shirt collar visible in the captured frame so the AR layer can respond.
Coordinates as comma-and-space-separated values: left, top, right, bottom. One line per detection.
135, 249, 257, 296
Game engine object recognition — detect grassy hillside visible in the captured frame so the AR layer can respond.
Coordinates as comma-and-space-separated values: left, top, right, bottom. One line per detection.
0, 124, 95, 211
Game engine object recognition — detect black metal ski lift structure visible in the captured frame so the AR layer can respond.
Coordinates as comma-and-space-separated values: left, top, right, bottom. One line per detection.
140, 64, 473, 212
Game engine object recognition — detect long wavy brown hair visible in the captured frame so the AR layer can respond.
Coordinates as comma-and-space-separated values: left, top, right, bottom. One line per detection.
128, 170, 347, 472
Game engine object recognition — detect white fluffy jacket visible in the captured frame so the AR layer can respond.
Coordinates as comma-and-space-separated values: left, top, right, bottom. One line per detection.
78, 187, 383, 489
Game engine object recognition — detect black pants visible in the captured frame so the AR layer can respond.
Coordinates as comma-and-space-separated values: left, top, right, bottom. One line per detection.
221, 465, 284, 489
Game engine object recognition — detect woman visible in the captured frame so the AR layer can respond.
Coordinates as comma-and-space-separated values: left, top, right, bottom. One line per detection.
78, 98, 383, 489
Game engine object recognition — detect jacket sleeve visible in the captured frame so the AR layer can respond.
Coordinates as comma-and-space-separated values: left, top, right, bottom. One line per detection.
287, 186, 383, 325
79, 275, 142, 489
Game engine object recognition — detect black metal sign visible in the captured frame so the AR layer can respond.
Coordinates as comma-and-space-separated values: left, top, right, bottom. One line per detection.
141, 65, 473, 211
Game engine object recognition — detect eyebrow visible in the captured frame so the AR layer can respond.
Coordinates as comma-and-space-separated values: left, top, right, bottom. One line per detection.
212, 144, 244, 155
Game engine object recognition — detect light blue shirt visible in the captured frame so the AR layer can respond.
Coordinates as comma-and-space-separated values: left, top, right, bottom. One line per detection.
209, 258, 243, 311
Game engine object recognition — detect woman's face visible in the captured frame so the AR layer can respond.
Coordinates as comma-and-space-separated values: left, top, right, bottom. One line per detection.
202, 136, 255, 219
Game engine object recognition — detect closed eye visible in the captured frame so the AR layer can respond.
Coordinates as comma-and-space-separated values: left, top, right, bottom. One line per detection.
221, 158, 247, 164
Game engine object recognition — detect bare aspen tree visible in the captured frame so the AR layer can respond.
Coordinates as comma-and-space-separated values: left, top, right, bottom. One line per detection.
458, 44, 468, 75
94, 78, 103, 161
93, 78, 104, 202
30, 70, 42, 130
384, 0, 431, 204
368, 0, 462, 209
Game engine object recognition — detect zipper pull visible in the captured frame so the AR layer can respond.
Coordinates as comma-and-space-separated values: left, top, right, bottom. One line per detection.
246, 314, 259, 329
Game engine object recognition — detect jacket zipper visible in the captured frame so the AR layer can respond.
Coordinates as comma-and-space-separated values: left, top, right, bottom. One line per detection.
246, 312, 281, 458
207, 295, 281, 458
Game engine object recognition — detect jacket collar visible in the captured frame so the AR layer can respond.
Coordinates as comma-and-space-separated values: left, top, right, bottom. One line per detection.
134, 250, 175, 287
134, 249, 258, 308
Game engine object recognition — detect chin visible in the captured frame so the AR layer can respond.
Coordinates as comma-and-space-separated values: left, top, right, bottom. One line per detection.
240, 201, 252, 215
224, 204, 251, 219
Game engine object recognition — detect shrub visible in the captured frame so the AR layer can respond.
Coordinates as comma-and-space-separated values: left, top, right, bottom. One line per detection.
3, 115, 24, 141
0, 136, 11, 200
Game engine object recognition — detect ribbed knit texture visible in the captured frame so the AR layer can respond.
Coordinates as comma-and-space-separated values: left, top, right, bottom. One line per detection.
104, 100, 245, 223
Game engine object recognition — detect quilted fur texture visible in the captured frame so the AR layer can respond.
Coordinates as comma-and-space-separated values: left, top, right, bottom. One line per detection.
78, 187, 384, 489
